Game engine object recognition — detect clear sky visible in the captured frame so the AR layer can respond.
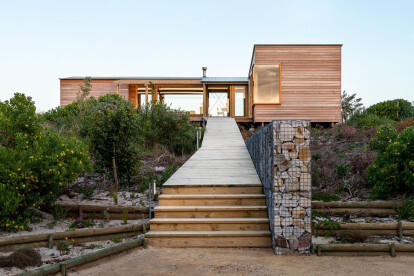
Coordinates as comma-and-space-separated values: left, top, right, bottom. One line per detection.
0, 0, 413, 112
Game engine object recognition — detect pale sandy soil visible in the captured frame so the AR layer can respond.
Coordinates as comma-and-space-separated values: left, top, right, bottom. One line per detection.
69, 247, 414, 276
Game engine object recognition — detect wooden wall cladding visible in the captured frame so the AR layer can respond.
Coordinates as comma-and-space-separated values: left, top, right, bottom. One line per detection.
253, 45, 342, 123
60, 79, 128, 106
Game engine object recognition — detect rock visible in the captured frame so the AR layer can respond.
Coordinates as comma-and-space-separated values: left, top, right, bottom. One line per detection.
281, 217, 293, 226
281, 172, 289, 179
295, 126, 305, 138
274, 139, 282, 153
283, 226, 293, 236
298, 146, 311, 162
293, 218, 305, 228
279, 206, 290, 217
299, 197, 311, 208
274, 216, 281, 226
293, 226, 305, 238
275, 236, 288, 248
275, 178, 284, 187
306, 208, 311, 217
305, 223, 312, 233
282, 142, 295, 151
285, 177, 299, 191
303, 128, 310, 139
283, 193, 293, 200
275, 227, 283, 235
292, 207, 306, 219
289, 159, 303, 168
282, 196, 299, 208
304, 216, 311, 224
278, 161, 289, 172
288, 167, 301, 178
274, 154, 285, 165
289, 237, 299, 250
292, 121, 302, 127
279, 124, 294, 141
293, 138, 305, 146
298, 232, 312, 251
275, 194, 282, 204
299, 173, 311, 190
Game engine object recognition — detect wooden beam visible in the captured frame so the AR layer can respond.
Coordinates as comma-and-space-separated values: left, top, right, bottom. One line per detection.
202, 84, 207, 117
145, 84, 149, 104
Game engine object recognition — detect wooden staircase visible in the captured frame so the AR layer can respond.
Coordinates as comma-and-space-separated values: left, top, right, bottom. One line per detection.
146, 118, 271, 247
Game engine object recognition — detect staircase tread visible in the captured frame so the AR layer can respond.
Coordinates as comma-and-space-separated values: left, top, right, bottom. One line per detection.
159, 194, 265, 198
146, 230, 271, 237
154, 206, 267, 211
150, 218, 269, 223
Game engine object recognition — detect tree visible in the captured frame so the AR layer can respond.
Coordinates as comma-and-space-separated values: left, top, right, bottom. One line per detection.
76, 77, 92, 101
341, 91, 363, 123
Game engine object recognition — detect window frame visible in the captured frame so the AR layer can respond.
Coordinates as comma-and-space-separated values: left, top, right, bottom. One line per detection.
252, 64, 282, 105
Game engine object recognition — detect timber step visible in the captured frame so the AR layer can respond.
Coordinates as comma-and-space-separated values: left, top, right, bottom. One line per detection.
154, 206, 268, 218
162, 184, 262, 195
150, 218, 269, 231
158, 194, 266, 206
146, 230, 272, 247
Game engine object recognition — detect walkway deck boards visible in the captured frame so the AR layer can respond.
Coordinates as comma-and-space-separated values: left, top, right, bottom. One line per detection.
148, 117, 271, 247
164, 117, 262, 187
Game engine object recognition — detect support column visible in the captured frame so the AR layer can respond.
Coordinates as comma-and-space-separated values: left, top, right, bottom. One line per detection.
202, 84, 207, 117
145, 84, 149, 104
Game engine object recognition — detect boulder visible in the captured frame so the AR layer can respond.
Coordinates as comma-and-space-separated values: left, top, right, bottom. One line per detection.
279, 124, 294, 141
298, 146, 311, 162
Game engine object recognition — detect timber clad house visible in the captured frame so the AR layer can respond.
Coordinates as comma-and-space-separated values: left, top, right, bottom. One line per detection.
60, 44, 342, 124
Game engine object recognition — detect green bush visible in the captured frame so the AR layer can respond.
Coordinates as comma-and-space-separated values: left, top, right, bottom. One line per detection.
138, 103, 197, 155
0, 93, 92, 232
366, 99, 414, 121
367, 124, 414, 199
335, 164, 350, 178
356, 114, 395, 129
80, 94, 143, 186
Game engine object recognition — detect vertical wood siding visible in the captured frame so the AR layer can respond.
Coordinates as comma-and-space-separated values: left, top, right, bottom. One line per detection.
253, 45, 342, 123
60, 79, 129, 106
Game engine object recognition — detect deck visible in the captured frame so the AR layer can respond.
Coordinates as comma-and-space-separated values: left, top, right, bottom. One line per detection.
146, 117, 271, 247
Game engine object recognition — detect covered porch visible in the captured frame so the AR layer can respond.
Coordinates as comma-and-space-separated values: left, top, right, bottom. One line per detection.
113, 77, 253, 123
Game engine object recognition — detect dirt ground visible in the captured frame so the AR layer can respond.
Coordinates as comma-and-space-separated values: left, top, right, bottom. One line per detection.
69, 247, 414, 276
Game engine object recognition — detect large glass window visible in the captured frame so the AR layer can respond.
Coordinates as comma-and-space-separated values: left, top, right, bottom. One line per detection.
253, 65, 280, 104
234, 86, 246, 117
139, 94, 152, 106
164, 94, 203, 114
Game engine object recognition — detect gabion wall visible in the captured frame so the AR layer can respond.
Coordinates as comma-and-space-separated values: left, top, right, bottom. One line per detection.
247, 120, 311, 254
246, 123, 275, 250
273, 120, 311, 254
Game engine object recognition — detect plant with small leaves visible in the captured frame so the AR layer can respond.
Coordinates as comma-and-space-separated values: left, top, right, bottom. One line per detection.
122, 208, 128, 225
111, 236, 122, 243
394, 194, 414, 221
46, 220, 57, 229
81, 186, 95, 199
53, 205, 70, 220
57, 241, 69, 255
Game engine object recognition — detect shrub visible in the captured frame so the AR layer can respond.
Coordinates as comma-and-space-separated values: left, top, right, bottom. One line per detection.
365, 99, 414, 121
138, 103, 197, 155
69, 214, 94, 229
80, 94, 143, 187
0, 93, 92, 232
312, 193, 340, 202
394, 195, 414, 221
335, 164, 350, 178
356, 114, 395, 129
367, 125, 414, 199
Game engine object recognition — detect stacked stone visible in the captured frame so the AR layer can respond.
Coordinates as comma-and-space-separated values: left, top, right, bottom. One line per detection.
272, 120, 311, 254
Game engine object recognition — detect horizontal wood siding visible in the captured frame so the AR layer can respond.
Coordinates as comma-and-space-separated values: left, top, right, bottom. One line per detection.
253, 45, 341, 123
60, 79, 128, 106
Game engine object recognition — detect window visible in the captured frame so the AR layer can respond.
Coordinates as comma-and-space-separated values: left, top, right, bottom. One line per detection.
164, 94, 203, 114
139, 94, 152, 106
234, 86, 246, 117
253, 65, 280, 104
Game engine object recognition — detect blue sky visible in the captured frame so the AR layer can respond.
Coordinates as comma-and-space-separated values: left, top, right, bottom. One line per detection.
0, 0, 413, 111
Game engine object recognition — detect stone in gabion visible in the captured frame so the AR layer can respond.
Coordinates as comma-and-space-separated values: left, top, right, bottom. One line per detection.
292, 207, 306, 219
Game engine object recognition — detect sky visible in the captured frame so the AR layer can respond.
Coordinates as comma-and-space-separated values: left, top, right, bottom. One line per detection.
0, 0, 413, 112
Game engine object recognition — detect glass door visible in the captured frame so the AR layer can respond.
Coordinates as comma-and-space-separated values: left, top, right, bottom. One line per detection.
208, 92, 229, 116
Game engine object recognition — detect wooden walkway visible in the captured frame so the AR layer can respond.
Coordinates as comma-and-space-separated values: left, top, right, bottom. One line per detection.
146, 117, 271, 247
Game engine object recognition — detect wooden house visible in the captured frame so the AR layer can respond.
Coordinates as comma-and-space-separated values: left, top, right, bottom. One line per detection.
60, 44, 342, 124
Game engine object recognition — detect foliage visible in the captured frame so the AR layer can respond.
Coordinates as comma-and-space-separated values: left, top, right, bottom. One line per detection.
80, 94, 143, 187
394, 195, 414, 221
122, 208, 128, 225
81, 185, 95, 199
334, 164, 350, 178
366, 99, 414, 121
69, 214, 94, 229
368, 125, 414, 199
138, 103, 197, 155
355, 114, 395, 129
111, 236, 123, 243
56, 241, 69, 254
53, 205, 70, 220
46, 220, 57, 229
312, 193, 340, 202
0, 248, 42, 268
341, 91, 363, 123
340, 230, 369, 243
76, 77, 92, 101
137, 164, 178, 192
312, 210, 341, 237
0, 93, 92, 232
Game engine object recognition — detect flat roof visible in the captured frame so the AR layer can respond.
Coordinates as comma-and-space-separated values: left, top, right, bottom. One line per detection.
201, 77, 248, 83
60, 76, 201, 80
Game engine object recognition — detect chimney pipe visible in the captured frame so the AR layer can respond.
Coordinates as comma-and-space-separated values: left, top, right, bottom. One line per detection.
202, 67, 207, 78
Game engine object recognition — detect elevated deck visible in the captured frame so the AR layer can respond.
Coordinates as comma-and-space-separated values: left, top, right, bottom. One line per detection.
146, 117, 271, 247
